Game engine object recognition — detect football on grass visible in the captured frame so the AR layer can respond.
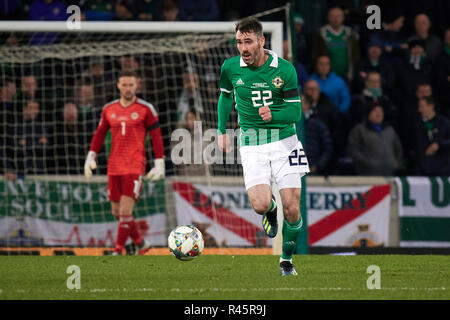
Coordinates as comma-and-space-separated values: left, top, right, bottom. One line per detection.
168, 225, 204, 261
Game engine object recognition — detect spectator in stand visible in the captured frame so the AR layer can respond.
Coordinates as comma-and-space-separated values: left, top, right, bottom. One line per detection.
70, 82, 107, 174
402, 82, 434, 171
173, 108, 210, 176
350, 71, 398, 131
309, 55, 351, 114
50, 102, 86, 174
178, 0, 218, 21
160, 0, 179, 21
112, 0, 134, 21
82, 57, 116, 108
352, 37, 395, 95
409, 13, 443, 63
311, 6, 360, 81
0, 76, 16, 111
1, 77, 17, 180
303, 79, 341, 139
29, 0, 68, 45
17, 75, 41, 106
396, 37, 433, 117
293, 13, 311, 69
299, 94, 333, 175
410, 96, 450, 176
80, 0, 114, 21
303, 78, 344, 173
432, 28, 450, 118
177, 67, 204, 123
368, 12, 407, 65
283, 39, 309, 89
347, 102, 403, 176
6, 100, 50, 176
133, 0, 154, 21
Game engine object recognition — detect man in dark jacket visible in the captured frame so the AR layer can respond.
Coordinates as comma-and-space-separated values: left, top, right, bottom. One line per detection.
347, 102, 403, 176
411, 96, 450, 176
352, 37, 395, 95
350, 71, 398, 131
432, 27, 450, 118
298, 95, 333, 175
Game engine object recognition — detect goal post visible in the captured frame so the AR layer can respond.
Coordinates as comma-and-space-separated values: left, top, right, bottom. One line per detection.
0, 20, 286, 255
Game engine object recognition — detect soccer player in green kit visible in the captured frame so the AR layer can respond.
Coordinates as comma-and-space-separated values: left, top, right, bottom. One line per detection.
217, 18, 310, 276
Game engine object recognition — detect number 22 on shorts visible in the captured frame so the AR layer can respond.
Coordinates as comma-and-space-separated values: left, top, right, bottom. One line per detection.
288, 148, 307, 166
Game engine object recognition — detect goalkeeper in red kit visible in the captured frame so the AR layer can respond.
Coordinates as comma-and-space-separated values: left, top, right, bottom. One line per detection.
84, 70, 165, 255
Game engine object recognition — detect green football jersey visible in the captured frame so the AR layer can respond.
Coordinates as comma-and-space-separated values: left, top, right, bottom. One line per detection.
219, 50, 301, 146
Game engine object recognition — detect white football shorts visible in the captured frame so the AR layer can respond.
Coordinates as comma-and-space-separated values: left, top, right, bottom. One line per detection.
239, 134, 310, 190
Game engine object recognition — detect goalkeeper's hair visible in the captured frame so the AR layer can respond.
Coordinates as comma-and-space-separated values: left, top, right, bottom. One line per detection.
235, 17, 263, 38
118, 69, 138, 79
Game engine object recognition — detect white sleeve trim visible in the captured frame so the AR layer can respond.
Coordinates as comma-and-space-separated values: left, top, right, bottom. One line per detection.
220, 88, 232, 93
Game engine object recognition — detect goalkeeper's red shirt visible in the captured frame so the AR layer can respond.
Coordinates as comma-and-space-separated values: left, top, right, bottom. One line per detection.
89, 98, 164, 175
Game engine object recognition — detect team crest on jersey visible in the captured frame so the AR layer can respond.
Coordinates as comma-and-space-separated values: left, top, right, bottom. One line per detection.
131, 112, 139, 120
111, 113, 116, 119
272, 76, 284, 88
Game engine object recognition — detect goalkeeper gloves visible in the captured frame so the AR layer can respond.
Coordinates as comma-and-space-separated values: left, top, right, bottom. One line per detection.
146, 158, 165, 182
84, 151, 97, 180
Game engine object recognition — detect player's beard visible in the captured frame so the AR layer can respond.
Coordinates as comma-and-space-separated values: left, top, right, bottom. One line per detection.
123, 92, 135, 102
242, 43, 261, 66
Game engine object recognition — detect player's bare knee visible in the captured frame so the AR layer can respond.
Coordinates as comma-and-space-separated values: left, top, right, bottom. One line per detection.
252, 200, 271, 215
283, 204, 300, 223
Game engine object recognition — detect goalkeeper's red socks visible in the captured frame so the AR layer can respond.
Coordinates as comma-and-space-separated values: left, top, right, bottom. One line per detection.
114, 215, 143, 254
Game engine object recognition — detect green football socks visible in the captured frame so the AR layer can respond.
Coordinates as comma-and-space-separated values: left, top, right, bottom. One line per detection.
281, 216, 303, 260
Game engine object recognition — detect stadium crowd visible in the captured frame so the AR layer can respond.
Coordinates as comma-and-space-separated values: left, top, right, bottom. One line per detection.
0, 0, 449, 179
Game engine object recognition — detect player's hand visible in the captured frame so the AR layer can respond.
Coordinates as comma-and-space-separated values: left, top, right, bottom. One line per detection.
259, 106, 272, 122
146, 158, 165, 182
218, 133, 232, 153
84, 151, 97, 180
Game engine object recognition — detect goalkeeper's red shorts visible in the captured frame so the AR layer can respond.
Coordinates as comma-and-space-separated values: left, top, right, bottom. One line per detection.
107, 174, 144, 202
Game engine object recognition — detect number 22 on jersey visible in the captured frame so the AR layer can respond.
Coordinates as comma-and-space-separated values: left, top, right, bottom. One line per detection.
251, 90, 273, 107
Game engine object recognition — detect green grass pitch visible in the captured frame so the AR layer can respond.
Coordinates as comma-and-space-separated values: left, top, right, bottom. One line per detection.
0, 255, 449, 300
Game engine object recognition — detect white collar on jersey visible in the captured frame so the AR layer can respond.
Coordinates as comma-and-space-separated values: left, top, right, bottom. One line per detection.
240, 49, 279, 68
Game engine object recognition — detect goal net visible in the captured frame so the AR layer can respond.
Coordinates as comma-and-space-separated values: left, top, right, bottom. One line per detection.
0, 21, 283, 255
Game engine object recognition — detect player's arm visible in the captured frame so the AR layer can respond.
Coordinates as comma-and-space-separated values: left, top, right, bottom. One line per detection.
84, 110, 110, 180
269, 64, 302, 124
146, 107, 165, 182
217, 61, 234, 152
270, 88, 302, 123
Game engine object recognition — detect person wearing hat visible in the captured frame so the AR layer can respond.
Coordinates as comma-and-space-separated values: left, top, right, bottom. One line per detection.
347, 102, 403, 176
293, 13, 311, 68
352, 37, 395, 95
367, 12, 408, 65
396, 36, 432, 115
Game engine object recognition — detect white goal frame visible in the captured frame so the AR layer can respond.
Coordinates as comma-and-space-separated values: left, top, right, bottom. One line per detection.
0, 21, 283, 58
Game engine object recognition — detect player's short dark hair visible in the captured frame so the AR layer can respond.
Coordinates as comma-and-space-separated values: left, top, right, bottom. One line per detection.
118, 70, 137, 79
235, 17, 263, 37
